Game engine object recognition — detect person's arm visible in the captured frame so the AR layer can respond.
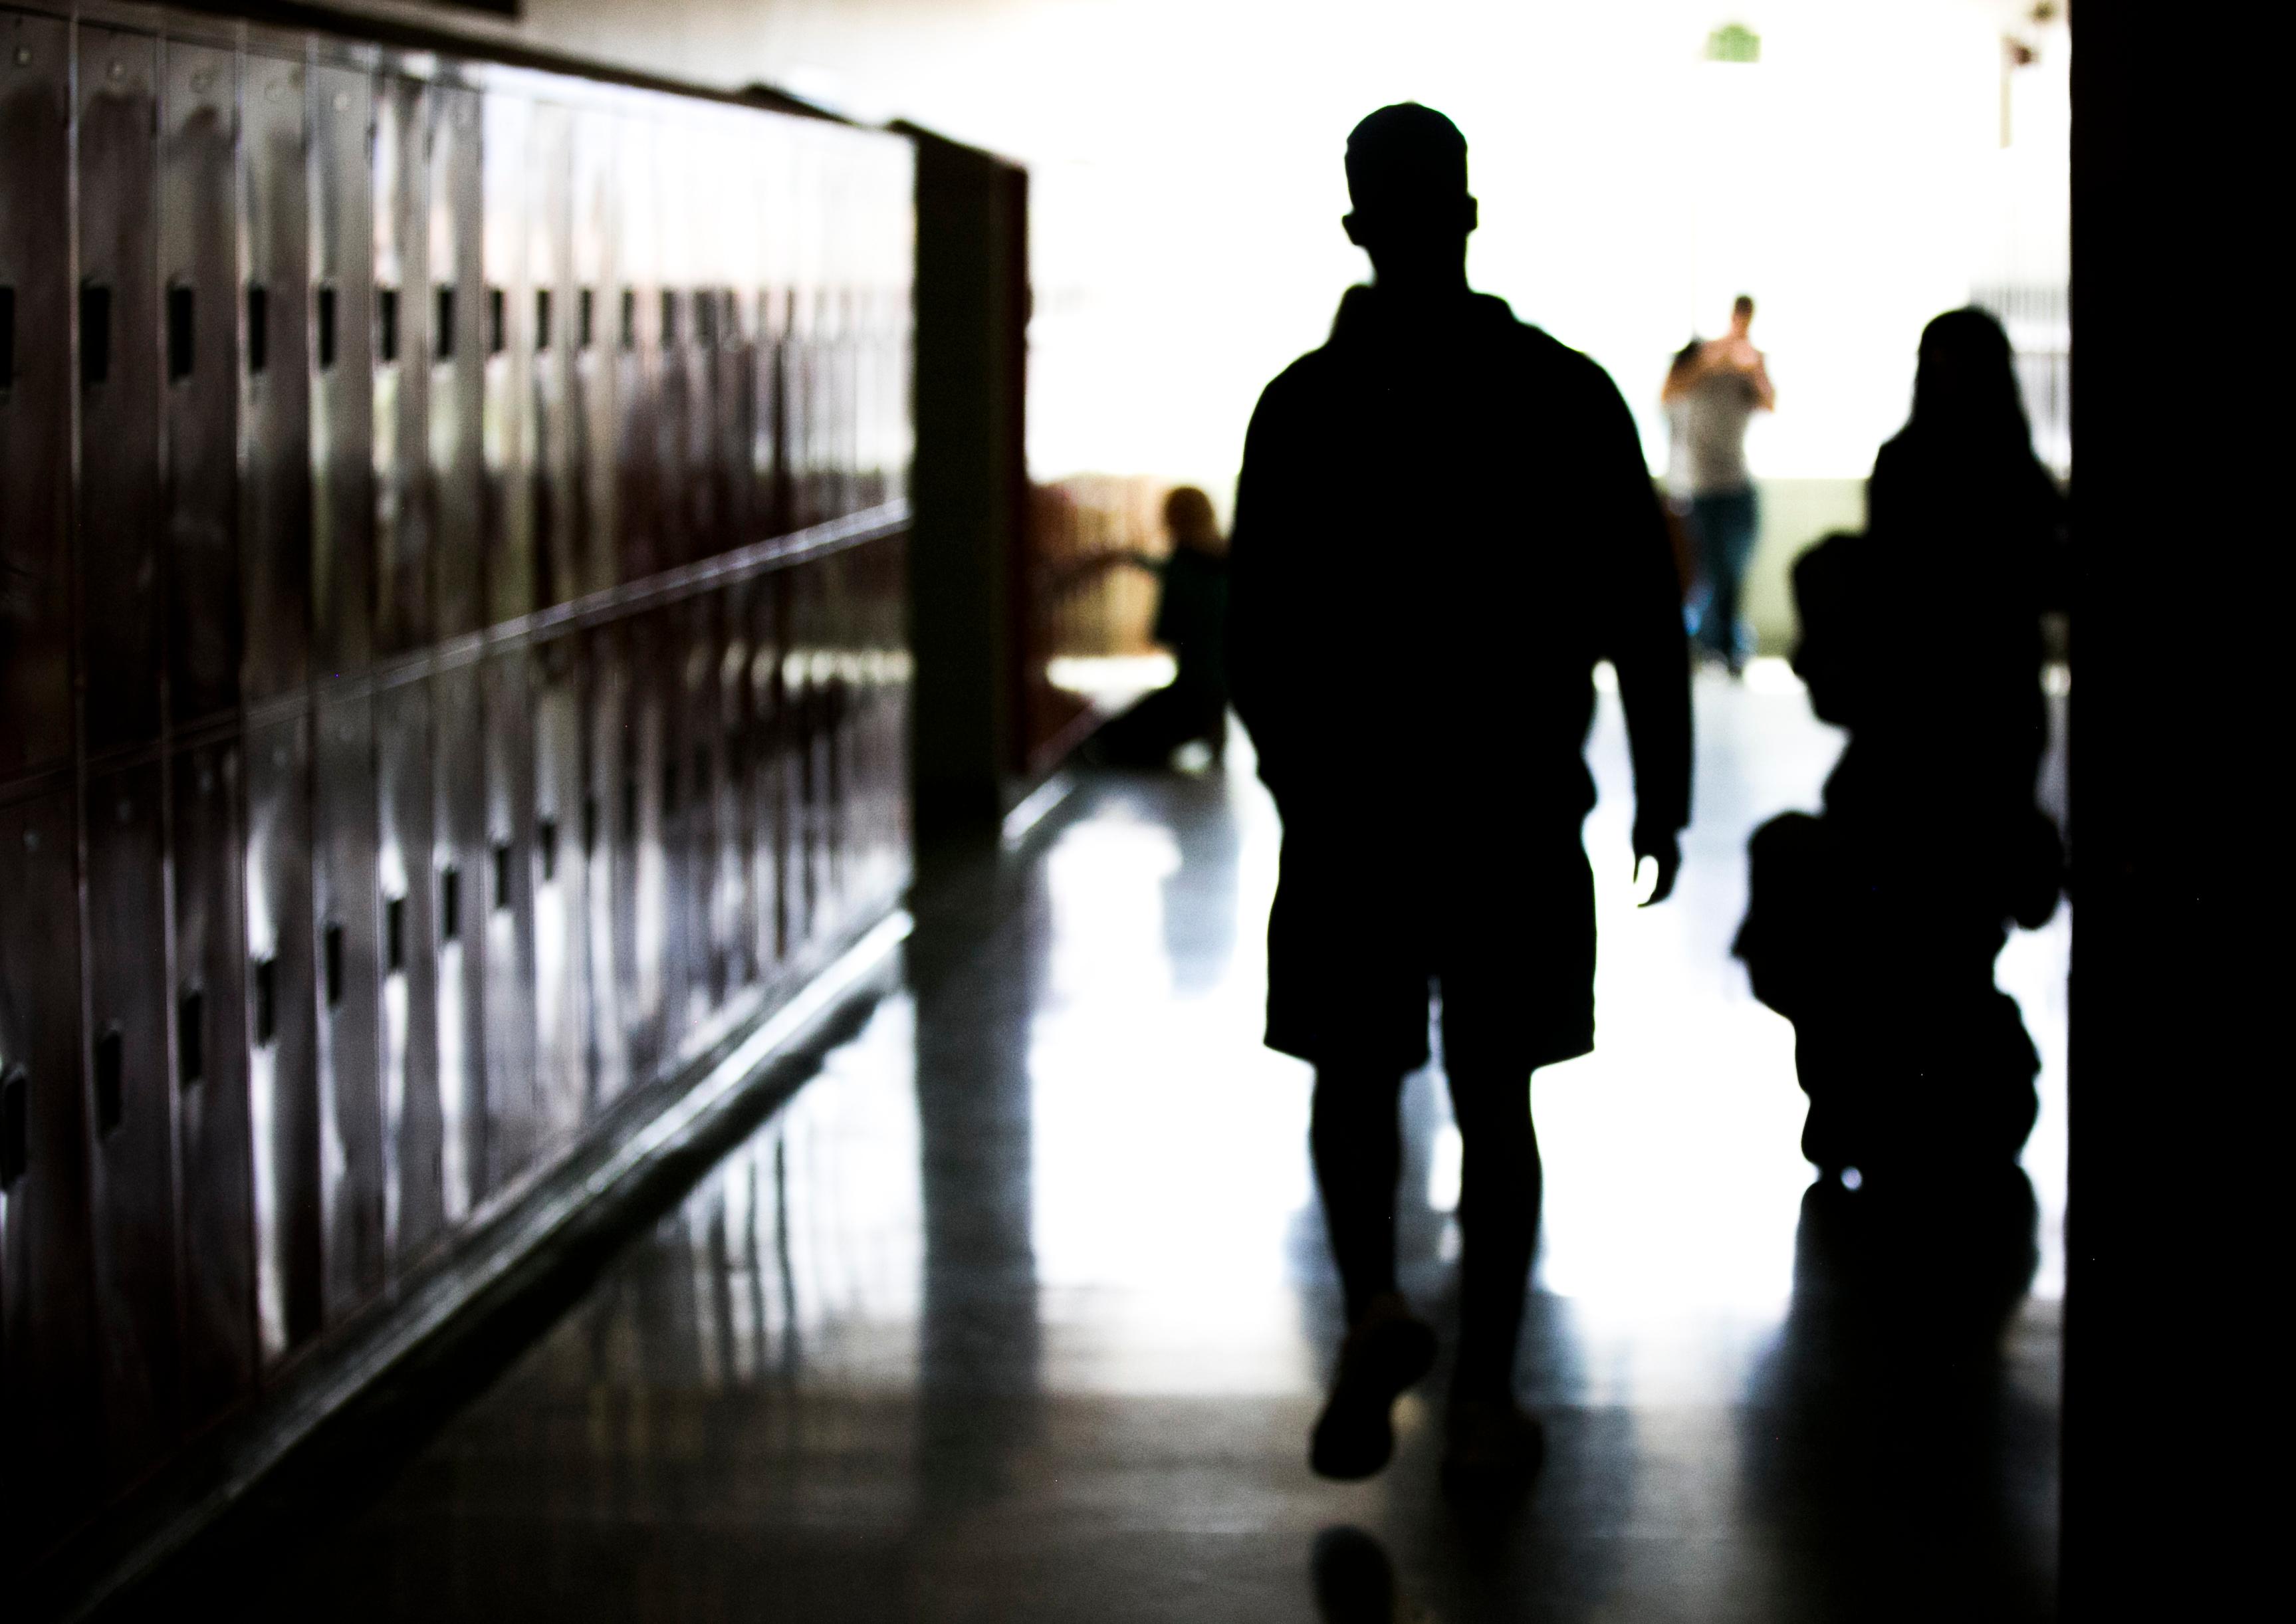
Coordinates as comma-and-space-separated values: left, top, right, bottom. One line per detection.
1586, 366, 1694, 902
1746, 350, 1777, 412
1224, 383, 1302, 795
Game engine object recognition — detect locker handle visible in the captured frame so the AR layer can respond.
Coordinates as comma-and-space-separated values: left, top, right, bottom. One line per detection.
583, 792, 600, 856
487, 287, 506, 356
323, 922, 344, 1006
492, 842, 513, 911
1, 1064, 27, 1187
619, 288, 636, 351
434, 286, 456, 360
660, 289, 678, 348
539, 817, 559, 881
80, 283, 112, 386
2, 284, 17, 390
578, 287, 595, 350
378, 286, 400, 365
386, 894, 407, 973
253, 956, 277, 1044
179, 988, 205, 1087
535, 288, 552, 352
315, 285, 338, 371
168, 284, 195, 381
94, 1025, 124, 1137
246, 285, 269, 375
440, 865, 462, 942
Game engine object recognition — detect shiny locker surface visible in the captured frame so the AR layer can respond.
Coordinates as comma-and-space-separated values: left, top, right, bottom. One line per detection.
240, 45, 312, 705
481, 652, 539, 1193
429, 84, 485, 641
376, 683, 441, 1270
570, 106, 618, 599
0, 13, 73, 778
430, 660, 487, 1225
482, 90, 534, 626
312, 695, 386, 1317
528, 101, 577, 608
77, 27, 163, 758
0, 788, 102, 1556
580, 624, 630, 1112
530, 636, 586, 1151
310, 61, 376, 678
374, 72, 433, 658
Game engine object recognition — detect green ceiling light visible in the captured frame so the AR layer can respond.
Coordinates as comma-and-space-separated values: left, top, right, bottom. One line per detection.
1706, 23, 1762, 64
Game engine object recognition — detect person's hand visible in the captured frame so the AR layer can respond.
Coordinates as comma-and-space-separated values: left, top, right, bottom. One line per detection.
1633, 826, 1681, 907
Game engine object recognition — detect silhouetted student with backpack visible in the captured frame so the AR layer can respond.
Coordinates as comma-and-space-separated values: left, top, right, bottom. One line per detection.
1736, 307, 2067, 1181
1086, 486, 1232, 767
1226, 104, 1692, 1490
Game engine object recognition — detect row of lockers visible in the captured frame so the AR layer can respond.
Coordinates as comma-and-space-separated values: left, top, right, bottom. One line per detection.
0, 5, 916, 1567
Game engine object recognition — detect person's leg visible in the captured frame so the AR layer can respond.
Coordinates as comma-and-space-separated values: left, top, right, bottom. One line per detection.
1714, 488, 1760, 672
1310, 1064, 1407, 1326
1443, 1059, 1542, 1401
1687, 495, 1724, 655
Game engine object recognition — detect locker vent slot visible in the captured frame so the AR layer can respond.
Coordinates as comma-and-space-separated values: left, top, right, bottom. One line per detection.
695, 289, 717, 349
246, 285, 269, 374
386, 894, 407, 973
440, 865, 462, 941
316, 284, 338, 371
582, 792, 599, 856
487, 287, 506, 356
434, 286, 456, 360
660, 290, 678, 347
1, 284, 15, 388
619, 288, 635, 350
377, 286, 400, 364
80, 282, 113, 386
168, 284, 195, 380
323, 921, 345, 1006
578, 287, 594, 350
253, 956, 277, 1045
493, 842, 513, 910
1, 1065, 28, 1187
179, 988, 206, 1086
534, 288, 552, 351
94, 1026, 124, 1136
538, 817, 559, 881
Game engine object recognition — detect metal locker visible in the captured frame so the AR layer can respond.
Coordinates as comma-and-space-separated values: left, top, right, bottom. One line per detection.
610, 110, 660, 585
374, 679, 441, 1270
429, 84, 484, 642
374, 72, 433, 657
0, 14, 75, 779
310, 62, 376, 678
77, 27, 164, 758
580, 623, 629, 1110
429, 659, 486, 1224
241, 47, 312, 704
528, 100, 577, 608
677, 594, 724, 1015
530, 634, 586, 1148
718, 578, 758, 991
570, 106, 618, 600
752, 286, 787, 543
169, 739, 256, 1425
481, 651, 539, 1191
0, 787, 103, 1556
81, 763, 182, 1482
652, 118, 697, 567
621, 612, 670, 1080
312, 695, 384, 1319
746, 570, 786, 972
481, 89, 534, 625
162, 41, 243, 735
244, 716, 320, 1361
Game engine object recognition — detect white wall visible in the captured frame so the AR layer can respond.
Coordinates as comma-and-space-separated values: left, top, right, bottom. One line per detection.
497, 0, 2067, 501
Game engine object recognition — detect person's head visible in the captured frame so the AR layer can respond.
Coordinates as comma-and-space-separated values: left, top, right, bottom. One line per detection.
1341, 104, 1476, 294
1910, 306, 2031, 452
1163, 485, 1224, 554
1670, 334, 1704, 378
1730, 294, 1756, 338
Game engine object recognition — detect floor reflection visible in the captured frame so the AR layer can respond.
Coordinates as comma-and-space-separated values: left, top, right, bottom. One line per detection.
195, 670, 2060, 1623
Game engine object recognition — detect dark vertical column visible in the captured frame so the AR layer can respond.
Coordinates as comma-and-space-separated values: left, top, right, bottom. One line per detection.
162, 37, 255, 1426
902, 126, 1030, 836
0, 11, 102, 1562
75, 24, 183, 1488
2060, 8, 2268, 1615
308, 60, 384, 1321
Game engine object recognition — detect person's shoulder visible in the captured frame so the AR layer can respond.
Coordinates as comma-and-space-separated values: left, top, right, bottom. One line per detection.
1492, 306, 1619, 387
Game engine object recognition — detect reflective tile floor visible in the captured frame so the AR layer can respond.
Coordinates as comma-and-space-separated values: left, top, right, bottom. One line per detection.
190, 669, 2066, 1623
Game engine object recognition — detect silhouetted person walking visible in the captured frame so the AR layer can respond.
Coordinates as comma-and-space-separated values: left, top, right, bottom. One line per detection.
1736, 307, 2066, 1179
1663, 294, 1774, 674
1085, 486, 1232, 767
1226, 104, 1692, 1490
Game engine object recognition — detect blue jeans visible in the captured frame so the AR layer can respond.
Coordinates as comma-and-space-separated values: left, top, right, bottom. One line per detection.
1688, 487, 1760, 664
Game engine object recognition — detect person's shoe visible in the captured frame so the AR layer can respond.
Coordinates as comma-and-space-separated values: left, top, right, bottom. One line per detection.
1309, 1296, 1437, 1480
1440, 1396, 1546, 1494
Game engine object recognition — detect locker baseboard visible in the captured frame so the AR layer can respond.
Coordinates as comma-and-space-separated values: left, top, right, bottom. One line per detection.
31, 901, 913, 1624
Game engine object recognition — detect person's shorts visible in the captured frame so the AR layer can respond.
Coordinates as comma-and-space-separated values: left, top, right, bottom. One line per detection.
1262, 830, 1596, 1078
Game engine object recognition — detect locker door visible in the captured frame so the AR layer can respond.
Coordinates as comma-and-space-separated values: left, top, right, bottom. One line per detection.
240, 46, 312, 705
612, 112, 660, 584
720, 578, 758, 992
430, 659, 486, 1224
77, 27, 164, 759
653, 120, 695, 567
528, 100, 576, 608
245, 716, 320, 1362
481, 651, 538, 1191
310, 64, 385, 1320
81, 764, 181, 1483
481, 89, 534, 625
746, 570, 785, 973
0, 788, 103, 1559
570, 106, 618, 600
170, 740, 254, 1422
0, 13, 74, 780
531, 634, 586, 1151
677, 595, 723, 1016
429, 84, 483, 641
582, 623, 630, 1110
376, 679, 439, 1270
163, 42, 241, 735
374, 72, 433, 658
622, 612, 670, 1080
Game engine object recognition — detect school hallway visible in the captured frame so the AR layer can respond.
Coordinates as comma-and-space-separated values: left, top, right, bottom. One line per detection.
144, 669, 2067, 1624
